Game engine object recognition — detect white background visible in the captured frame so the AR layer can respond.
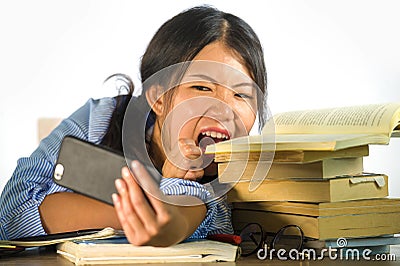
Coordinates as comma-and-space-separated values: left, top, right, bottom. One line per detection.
1, 0, 399, 196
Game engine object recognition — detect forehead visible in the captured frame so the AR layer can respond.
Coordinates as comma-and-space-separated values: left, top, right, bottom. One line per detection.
193, 42, 252, 78
181, 43, 255, 89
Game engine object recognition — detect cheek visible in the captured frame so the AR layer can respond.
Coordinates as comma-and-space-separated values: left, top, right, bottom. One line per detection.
176, 119, 198, 139
234, 105, 257, 133
244, 114, 256, 132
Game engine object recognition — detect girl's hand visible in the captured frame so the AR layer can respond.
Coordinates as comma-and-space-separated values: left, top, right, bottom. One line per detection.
162, 138, 204, 181
113, 161, 206, 246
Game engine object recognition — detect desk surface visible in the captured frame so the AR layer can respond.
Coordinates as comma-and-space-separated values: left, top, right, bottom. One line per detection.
2, 246, 400, 266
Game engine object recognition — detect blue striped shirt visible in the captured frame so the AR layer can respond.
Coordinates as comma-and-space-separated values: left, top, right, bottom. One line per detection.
0, 97, 233, 240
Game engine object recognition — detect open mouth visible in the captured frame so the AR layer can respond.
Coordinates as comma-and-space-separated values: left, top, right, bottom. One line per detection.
197, 129, 231, 153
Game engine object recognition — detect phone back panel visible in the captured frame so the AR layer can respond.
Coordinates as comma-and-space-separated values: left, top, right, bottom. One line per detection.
53, 136, 126, 205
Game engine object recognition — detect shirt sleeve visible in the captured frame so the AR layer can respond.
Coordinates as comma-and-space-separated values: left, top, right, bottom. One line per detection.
0, 98, 115, 240
159, 178, 233, 239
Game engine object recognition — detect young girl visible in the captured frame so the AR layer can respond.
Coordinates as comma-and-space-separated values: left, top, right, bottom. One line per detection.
0, 5, 267, 247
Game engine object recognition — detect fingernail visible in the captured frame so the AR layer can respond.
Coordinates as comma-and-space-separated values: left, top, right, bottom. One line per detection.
122, 167, 130, 177
112, 193, 119, 206
188, 146, 200, 153
115, 179, 125, 193
131, 160, 140, 169
180, 138, 195, 145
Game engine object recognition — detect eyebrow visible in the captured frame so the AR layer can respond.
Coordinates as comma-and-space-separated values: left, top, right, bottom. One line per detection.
188, 74, 218, 83
188, 74, 255, 89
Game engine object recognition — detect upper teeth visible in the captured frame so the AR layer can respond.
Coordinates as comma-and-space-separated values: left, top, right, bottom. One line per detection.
201, 131, 229, 139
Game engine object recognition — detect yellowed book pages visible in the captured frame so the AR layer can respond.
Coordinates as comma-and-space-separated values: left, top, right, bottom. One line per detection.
208, 132, 387, 152
57, 239, 238, 264
206, 102, 400, 152
232, 209, 400, 240
232, 198, 400, 217
227, 174, 388, 203
218, 157, 363, 182
214, 145, 369, 163
273, 103, 400, 136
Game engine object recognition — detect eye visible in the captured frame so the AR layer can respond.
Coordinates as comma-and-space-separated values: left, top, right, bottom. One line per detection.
234, 93, 253, 99
191, 85, 212, 91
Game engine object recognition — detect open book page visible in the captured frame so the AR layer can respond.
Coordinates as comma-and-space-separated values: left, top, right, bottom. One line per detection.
205, 103, 400, 153
271, 102, 400, 136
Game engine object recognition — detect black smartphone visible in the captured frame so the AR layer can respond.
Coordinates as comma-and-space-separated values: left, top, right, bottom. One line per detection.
53, 136, 160, 205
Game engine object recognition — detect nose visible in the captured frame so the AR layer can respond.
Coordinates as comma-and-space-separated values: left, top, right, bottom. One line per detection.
215, 85, 231, 102
206, 98, 235, 122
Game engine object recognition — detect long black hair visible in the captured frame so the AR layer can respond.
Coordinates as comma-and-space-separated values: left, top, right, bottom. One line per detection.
101, 5, 267, 152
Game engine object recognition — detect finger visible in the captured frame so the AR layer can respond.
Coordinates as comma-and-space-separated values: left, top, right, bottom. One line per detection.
162, 161, 189, 178
162, 150, 204, 179
130, 161, 163, 197
178, 138, 197, 146
165, 138, 202, 173
114, 178, 145, 237
112, 188, 137, 243
184, 169, 204, 181
179, 154, 203, 171
130, 161, 167, 210
179, 139, 202, 159
121, 167, 157, 224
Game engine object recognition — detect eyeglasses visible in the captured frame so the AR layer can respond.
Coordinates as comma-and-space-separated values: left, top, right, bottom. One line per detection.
237, 223, 304, 257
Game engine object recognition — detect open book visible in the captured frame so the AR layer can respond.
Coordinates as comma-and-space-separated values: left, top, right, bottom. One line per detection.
57, 238, 239, 264
206, 102, 400, 152
0, 227, 122, 248
0, 228, 123, 257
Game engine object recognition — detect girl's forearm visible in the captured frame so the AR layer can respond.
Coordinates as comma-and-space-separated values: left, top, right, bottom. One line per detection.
39, 192, 121, 234
39, 192, 206, 246
140, 195, 207, 247
173, 200, 207, 241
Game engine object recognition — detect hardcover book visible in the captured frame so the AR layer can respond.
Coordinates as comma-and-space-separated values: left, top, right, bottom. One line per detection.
227, 173, 388, 203
218, 157, 364, 182
232, 199, 400, 239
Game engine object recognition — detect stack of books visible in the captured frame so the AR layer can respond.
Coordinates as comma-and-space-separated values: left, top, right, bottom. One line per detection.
206, 102, 400, 251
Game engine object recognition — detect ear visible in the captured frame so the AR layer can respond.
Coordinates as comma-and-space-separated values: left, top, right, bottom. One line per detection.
145, 86, 164, 116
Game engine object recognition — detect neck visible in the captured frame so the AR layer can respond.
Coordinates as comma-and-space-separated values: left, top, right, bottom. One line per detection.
148, 120, 166, 173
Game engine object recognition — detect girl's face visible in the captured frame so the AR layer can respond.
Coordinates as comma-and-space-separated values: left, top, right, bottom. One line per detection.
170, 42, 256, 149
150, 41, 258, 176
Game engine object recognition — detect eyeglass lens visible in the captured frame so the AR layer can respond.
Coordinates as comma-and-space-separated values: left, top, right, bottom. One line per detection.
272, 225, 304, 252
239, 223, 263, 256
